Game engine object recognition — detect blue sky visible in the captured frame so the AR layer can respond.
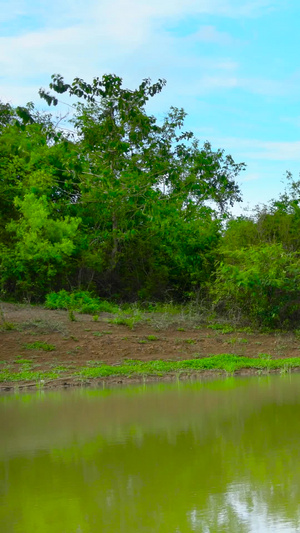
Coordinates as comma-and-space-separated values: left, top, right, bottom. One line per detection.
1, 0, 300, 214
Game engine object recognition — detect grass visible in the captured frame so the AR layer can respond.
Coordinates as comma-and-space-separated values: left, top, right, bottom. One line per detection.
20, 319, 68, 335
207, 324, 235, 334
146, 335, 159, 341
2, 354, 300, 384
24, 341, 56, 351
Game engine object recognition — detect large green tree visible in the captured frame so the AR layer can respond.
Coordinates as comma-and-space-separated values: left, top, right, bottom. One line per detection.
38, 74, 244, 299
0, 75, 245, 301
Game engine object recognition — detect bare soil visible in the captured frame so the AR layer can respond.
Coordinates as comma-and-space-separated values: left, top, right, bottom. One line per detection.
1, 302, 300, 391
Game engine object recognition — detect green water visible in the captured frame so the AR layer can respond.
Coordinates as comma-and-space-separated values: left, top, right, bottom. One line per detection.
1, 375, 300, 532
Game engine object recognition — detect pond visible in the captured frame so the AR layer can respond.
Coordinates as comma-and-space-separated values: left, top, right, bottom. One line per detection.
1, 374, 300, 532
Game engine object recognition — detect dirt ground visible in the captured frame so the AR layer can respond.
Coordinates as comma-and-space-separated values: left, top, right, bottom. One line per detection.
1, 302, 300, 390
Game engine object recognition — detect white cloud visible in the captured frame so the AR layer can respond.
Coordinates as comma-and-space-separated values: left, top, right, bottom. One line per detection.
212, 137, 300, 162
192, 25, 237, 45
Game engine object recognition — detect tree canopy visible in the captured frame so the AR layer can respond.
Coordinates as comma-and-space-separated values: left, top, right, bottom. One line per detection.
0, 73, 245, 302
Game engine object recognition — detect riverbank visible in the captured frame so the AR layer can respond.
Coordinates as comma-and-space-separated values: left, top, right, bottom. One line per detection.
1, 302, 300, 391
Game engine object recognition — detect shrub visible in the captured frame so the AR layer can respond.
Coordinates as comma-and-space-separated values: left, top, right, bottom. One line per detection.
45, 290, 119, 315
212, 243, 300, 328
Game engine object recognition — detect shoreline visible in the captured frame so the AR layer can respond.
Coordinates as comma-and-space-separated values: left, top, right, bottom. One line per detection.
2, 301, 300, 393
1, 364, 300, 393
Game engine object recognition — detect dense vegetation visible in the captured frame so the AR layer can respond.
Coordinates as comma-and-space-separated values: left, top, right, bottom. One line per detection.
1, 73, 300, 328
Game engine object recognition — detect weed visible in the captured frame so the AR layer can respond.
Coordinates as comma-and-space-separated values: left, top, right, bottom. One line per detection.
208, 323, 235, 334
237, 326, 253, 334
24, 341, 56, 351
14, 358, 33, 364
20, 319, 67, 335
146, 335, 159, 341
45, 290, 119, 315
227, 337, 248, 345
52, 366, 69, 372
68, 308, 76, 322
92, 332, 103, 337
108, 313, 143, 329
185, 339, 196, 344
0, 305, 15, 331
0, 322, 15, 331
280, 364, 292, 374
138, 340, 148, 344
86, 360, 104, 367
92, 315, 99, 322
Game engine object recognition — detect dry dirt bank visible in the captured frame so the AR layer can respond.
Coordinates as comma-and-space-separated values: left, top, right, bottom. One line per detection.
1, 302, 300, 391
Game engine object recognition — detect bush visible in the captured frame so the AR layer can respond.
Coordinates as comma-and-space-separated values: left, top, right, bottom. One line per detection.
45, 290, 119, 315
212, 244, 300, 328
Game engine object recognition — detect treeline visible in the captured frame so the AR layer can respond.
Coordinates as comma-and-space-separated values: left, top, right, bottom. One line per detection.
1, 74, 300, 328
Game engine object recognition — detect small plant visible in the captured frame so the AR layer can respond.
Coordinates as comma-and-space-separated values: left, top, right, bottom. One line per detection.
237, 327, 253, 334
280, 364, 292, 374
258, 353, 271, 360
93, 315, 99, 322
146, 335, 159, 341
108, 312, 143, 329
92, 332, 103, 337
0, 306, 15, 330
14, 358, 33, 364
208, 323, 235, 334
68, 308, 76, 322
185, 339, 196, 344
177, 327, 185, 332
24, 341, 56, 351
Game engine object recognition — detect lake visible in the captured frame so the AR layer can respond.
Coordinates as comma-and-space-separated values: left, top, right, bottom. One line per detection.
1, 374, 300, 532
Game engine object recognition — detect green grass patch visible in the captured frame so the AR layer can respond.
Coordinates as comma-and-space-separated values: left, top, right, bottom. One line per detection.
108, 313, 143, 329
75, 354, 300, 378
0, 369, 60, 382
207, 324, 235, 334
24, 341, 56, 351
2, 354, 300, 384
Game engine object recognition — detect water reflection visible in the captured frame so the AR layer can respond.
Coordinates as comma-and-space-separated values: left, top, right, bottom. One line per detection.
1, 375, 300, 532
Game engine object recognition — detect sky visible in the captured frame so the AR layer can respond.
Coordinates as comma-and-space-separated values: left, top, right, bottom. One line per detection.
1, 0, 300, 214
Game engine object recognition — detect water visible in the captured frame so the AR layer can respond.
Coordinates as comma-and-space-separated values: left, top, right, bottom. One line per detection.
1, 375, 300, 532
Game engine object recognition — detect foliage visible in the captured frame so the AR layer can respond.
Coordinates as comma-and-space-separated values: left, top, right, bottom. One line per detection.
212, 243, 300, 328
0, 75, 245, 302
24, 341, 56, 351
45, 290, 119, 314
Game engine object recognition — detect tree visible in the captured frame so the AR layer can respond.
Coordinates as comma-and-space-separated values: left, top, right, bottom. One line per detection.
37, 73, 244, 299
